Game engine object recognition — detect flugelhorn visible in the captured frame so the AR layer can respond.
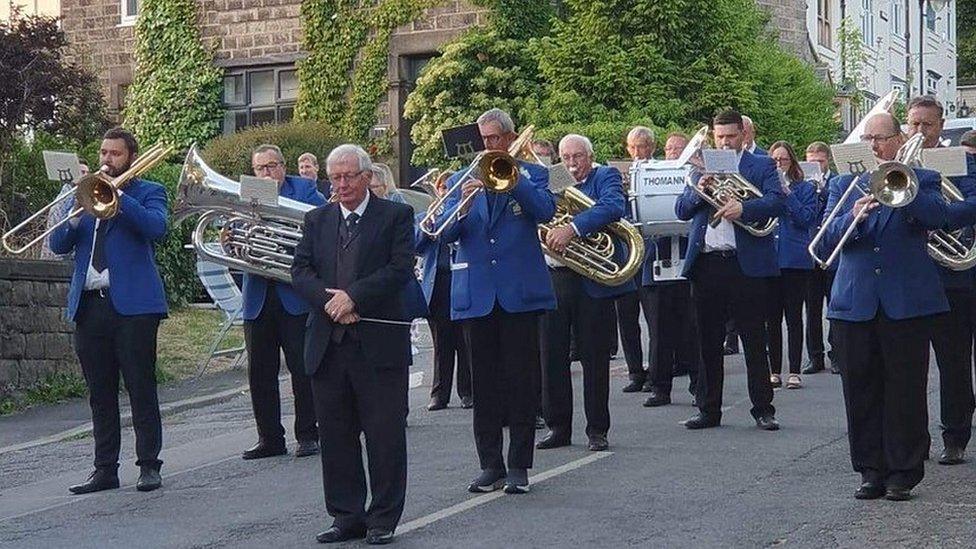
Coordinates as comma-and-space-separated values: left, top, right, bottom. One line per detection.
2, 143, 173, 255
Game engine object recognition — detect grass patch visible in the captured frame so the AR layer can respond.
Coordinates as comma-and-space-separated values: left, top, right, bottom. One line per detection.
0, 307, 243, 416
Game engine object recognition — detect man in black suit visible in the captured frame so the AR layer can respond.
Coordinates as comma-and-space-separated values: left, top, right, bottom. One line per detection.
291, 144, 416, 545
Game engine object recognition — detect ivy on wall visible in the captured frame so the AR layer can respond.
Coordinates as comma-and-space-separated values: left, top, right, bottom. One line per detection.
296, 0, 443, 142
123, 0, 223, 149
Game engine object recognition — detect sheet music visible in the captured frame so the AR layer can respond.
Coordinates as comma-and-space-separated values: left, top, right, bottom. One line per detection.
798, 161, 823, 182
42, 151, 83, 183
547, 163, 576, 194
922, 147, 969, 177
701, 149, 739, 175
239, 175, 280, 206
830, 143, 878, 176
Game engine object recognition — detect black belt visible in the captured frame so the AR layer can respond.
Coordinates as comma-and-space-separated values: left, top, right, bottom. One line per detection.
703, 249, 737, 258
83, 288, 110, 298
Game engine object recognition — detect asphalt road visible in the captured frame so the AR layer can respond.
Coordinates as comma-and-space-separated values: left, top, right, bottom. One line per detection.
1, 347, 975, 548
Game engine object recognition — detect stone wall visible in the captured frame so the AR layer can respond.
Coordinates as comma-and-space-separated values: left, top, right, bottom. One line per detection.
0, 260, 77, 399
756, 0, 815, 62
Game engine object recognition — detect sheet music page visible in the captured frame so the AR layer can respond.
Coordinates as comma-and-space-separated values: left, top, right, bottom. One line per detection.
830, 143, 878, 176
922, 147, 969, 177
798, 161, 823, 182
701, 149, 739, 175
548, 163, 576, 194
239, 175, 280, 206
42, 151, 83, 182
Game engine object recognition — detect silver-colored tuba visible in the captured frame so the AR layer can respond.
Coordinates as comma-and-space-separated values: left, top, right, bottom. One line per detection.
174, 145, 316, 283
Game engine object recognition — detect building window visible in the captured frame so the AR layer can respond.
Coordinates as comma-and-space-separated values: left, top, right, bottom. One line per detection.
817, 0, 832, 48
926, 71, 941, 95
926, 3, 936, 31
860, 0, 874, 46
890, 1, 902, 35
120, 0, 140, 25
221, 66, 297, 134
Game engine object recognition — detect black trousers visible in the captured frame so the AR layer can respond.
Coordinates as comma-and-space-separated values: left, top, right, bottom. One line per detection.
542, 268, 614, 438
691, 253, 775, 419
311, 338, 408, 531
767, 269, 810, 375
643, 283, 700, 394
805, 268, 836, 363
73, 290, 162, 471
833, 313, 934, 489
429, 270, 471, 403
243, 285, 317, 445
931, 288, 975, 449
615, 289, 646, 381
464, 305, 541, 471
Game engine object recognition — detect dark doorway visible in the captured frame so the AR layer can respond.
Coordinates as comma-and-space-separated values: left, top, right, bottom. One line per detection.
398, 54, 438, 187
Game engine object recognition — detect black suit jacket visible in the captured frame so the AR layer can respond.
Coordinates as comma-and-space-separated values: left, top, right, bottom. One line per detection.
292, 194, 416, 375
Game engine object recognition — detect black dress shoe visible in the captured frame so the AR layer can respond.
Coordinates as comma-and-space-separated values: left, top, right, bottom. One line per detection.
801, 358, 825, 375
68, 469, 120, 495
829, 361, 841, 374
536, 431, 571, 449
427, 398, 447, 411
242, 441, 287, 460
854, 481, 885, 500
643, 392, 671, 407
467, 469, 506, 493
295, 440, 320, 458
622, 380, 644, 393
723, 338, 739, 355
534, 415, 546, 430
885, 487, 913, 501
642, 381, 654, 393
503, 468, 529, 494
938, 446, 966, 465
587, 433, 609, 451
684, 413, 720, 429
316, 525, 366, 543
366, 528, 395, 545
460, 395, 474, 409
136, 467, 162, 492
755, 414, 780, 431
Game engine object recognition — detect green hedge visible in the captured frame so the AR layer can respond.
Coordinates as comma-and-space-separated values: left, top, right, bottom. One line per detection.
202, 120, 346, 179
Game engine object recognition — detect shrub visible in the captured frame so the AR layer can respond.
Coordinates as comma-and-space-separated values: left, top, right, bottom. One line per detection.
202, 121, 346, 179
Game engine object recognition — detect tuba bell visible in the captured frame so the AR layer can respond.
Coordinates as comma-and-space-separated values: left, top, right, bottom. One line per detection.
174, 145, 317, 283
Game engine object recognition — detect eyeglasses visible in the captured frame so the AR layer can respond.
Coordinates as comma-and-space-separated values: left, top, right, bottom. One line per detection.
329, 169, 366, 183
253, 161, 282, 173
860, 133, 898, 144
482, 134, 504, 145
560, 153, 590, 163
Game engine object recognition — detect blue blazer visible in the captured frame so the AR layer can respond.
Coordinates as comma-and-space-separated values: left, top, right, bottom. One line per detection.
437, 161, 557, 320
817, 169, 948, 322
776, 179, 818, 269
937, 154, 976, 290
752, 145, 768, 156
242, 175, 325, 320
415, 212, 449, 305
50, 178, 169, 321
675, 151, 785, 278
568, 165, 635, 298
641, 235, 689, 287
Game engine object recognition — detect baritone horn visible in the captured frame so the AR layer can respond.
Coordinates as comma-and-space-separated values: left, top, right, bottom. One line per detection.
419, 126, 539, 238
1, 143, 173, 255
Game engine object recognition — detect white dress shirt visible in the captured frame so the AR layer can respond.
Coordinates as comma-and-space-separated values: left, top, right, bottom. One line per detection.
340, 190, 370, 220
702, 151, 743, 252
83, 218, 111, 290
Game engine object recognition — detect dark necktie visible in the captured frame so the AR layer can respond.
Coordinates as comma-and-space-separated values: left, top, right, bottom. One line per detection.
92, 220, 108, 272
341, 212, 360, 247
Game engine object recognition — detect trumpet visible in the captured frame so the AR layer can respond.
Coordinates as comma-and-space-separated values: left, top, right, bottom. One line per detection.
419, 126, 539, 238
2, 143, 173, 255
807, 133, 924, 269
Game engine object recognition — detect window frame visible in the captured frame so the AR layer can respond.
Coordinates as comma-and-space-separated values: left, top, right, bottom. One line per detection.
817, 0, 833, 49
119, 0, 139, 26
220, 65, 299, 135
860, 0, 875, 46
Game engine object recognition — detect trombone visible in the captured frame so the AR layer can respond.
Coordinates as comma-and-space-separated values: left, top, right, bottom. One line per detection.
419, 126, 539, 238
1, 143, 173, 255
807, 133, 923, 269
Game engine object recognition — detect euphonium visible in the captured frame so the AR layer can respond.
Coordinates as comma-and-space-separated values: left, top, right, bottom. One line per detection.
174, 144, 316, 283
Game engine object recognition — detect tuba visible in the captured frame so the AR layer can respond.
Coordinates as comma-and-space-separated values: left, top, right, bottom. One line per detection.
2, 143, 172, 255
929, 179, 976, 270
174, 145, 316, 283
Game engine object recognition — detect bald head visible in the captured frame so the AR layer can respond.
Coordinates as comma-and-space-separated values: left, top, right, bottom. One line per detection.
863, 113, 904, 161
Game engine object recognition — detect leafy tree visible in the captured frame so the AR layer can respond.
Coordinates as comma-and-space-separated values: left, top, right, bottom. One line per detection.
123, 0, 223, 149
0, 9, 107, 221
959, 0, 976, 80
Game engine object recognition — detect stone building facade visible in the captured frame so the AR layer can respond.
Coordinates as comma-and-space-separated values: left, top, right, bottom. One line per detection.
60, 0, 810, 180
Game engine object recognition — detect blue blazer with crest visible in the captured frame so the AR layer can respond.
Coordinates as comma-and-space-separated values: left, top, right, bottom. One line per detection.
437, 161, 557, 320
674, 150, 785, 278
49, 178, 169, 321
242, 175, 325, 320
816, 169, 948, 322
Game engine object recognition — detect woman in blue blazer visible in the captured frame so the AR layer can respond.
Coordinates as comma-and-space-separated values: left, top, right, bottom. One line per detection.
766, 142, 817, 389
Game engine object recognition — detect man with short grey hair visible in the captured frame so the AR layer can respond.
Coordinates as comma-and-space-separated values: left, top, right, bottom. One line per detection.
240, 143, 325, 461
742, 115, 766, 155
538, 132, 630, 452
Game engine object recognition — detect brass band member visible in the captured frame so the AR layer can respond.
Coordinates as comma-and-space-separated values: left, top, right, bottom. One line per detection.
674, 110, 784, 430
51, 127, 168, 494
906, 95, 976, 466
817, 112, 947, 501
538, 134, 630, 452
